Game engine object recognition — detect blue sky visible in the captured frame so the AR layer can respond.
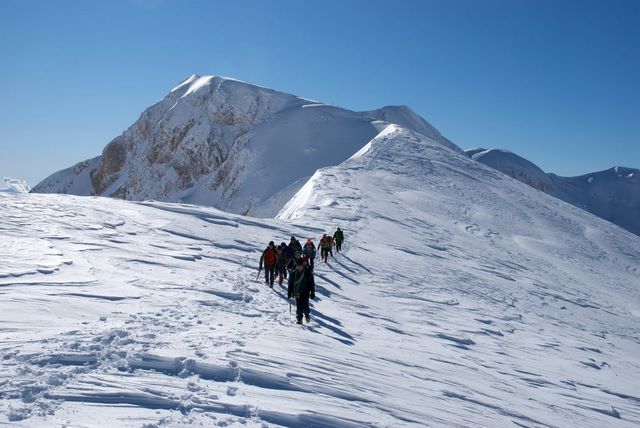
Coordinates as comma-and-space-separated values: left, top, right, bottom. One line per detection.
1, 0, 638, 186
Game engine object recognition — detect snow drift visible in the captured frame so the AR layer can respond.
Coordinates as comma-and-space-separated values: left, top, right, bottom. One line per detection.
3, 124, 639, 427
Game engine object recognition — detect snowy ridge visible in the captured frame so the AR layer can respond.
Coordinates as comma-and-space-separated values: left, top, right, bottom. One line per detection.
27, 157, 100, 196
31, 75, 458, 217
279, 124, 640, 425
3, 124, 639, 426
464, 148, 640, 236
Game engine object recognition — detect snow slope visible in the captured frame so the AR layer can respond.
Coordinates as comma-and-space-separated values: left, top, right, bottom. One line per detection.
2, 125, 639, 427
31, 75, 457, 217
465, 148, 640, 236
0, 177, 31, 194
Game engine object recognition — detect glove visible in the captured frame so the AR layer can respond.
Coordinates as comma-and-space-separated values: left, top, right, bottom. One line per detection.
310, 293, 315, 299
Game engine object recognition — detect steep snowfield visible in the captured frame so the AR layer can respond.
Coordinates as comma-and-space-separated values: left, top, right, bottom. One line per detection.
2, 125, 639, 427
465, 148, 640, 236
0, 177, 31, 194
31, 75, 456, 217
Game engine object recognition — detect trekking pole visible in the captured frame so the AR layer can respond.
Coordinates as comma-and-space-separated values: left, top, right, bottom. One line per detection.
256, 266, 262, 280
289, 300, 292, 315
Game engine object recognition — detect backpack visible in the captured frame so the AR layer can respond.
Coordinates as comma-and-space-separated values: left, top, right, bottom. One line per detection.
293, 267, 308, 298
290, 240, 302, 253
264, 247, 277, 265
303, 243, 316, 258
282, 244, 293, 259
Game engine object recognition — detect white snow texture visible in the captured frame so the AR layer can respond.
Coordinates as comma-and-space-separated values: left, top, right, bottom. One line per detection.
3, 78, 639, 427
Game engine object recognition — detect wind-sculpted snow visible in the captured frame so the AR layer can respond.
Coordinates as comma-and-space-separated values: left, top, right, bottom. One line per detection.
278, 124, 640, 426
2, 125, 639, 426
31, 75, 457, 217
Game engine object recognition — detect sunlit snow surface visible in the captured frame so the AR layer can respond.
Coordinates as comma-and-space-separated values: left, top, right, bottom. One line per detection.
2, 126, 639, 427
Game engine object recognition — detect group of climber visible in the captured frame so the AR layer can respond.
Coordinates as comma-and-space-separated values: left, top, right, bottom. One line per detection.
258, 228, 344, 325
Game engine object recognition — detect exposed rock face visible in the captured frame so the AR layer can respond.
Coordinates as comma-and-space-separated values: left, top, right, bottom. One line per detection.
91, 137, 127, 195
32, 75, 459, 216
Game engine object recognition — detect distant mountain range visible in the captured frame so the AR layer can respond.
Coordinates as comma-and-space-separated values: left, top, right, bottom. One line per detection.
465, 148, 639, 236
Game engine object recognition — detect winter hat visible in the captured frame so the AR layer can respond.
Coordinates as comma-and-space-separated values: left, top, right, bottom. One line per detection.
269, 241, 275, 246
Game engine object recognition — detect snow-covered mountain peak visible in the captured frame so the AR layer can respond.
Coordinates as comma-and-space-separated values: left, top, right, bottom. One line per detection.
32, 75, 459, 216
170, 74, 286, 101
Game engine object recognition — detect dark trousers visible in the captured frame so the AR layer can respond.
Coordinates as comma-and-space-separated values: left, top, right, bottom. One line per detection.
264, 265, 275, 285
321, 248, 329, 262
296, 292, 310, 320
336, 240, 342, 252
275, 263, 287, 279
